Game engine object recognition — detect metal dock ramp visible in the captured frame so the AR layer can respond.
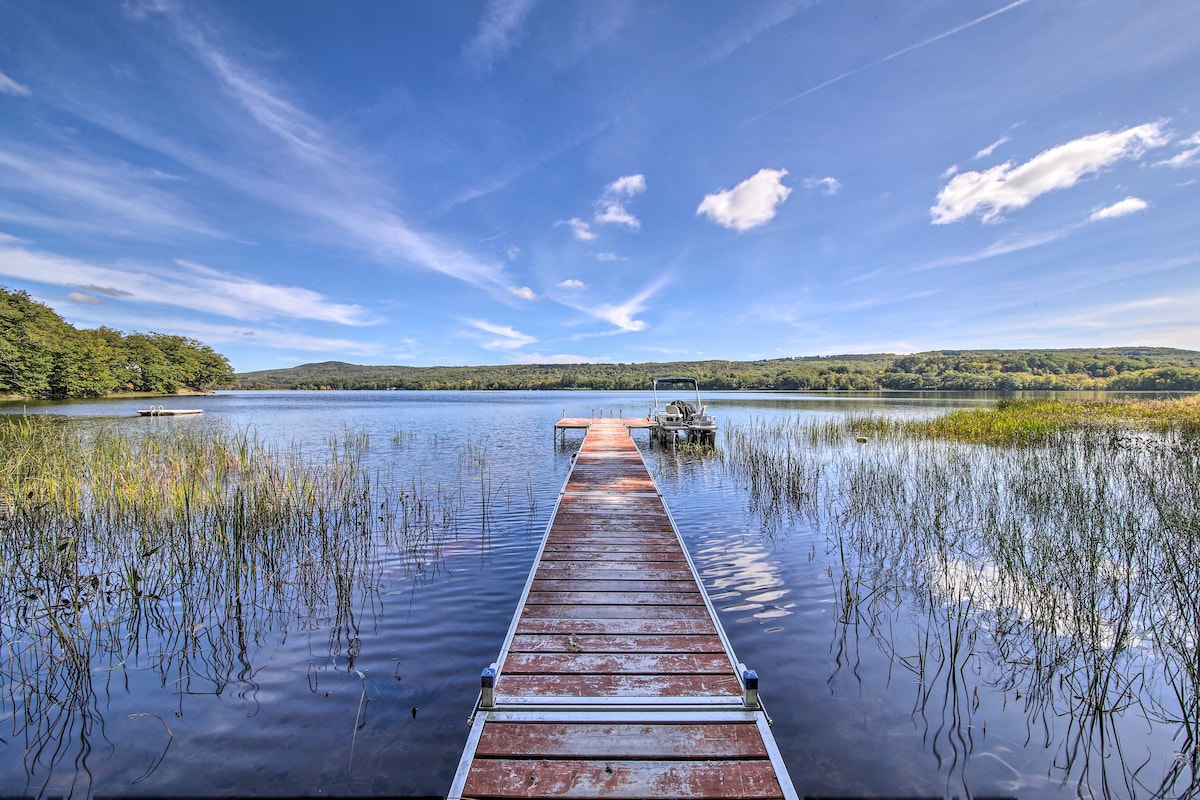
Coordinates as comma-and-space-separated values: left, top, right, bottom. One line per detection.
449, 419, 797, 799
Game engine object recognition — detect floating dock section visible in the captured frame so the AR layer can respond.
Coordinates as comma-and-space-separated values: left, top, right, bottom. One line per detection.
449, 418, 796, 799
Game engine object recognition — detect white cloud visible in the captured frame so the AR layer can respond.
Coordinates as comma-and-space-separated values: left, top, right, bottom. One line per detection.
0, 71, 31, 97
1089, 196, 1148, 222
464, 0, 537, 68
575, 276, 668, 332
595, 174, 646, 230
941, 165, 960, 180
0, 238, 373, 326
605, 174, 646, 196
557, 217, 596, 241
803, 176, 841, 195
974, 136, 1011, 160
66, 291, 105, 305
1154, 132, 1200, 169
595, 203, 639, 228
507, 285, 538, 301
506, 245, 521, 261
595, 252, 621, 262
556, 278, 586, 290
932, 122, 1170, 224
697, 168, 792, 232
466, 319, 536, 350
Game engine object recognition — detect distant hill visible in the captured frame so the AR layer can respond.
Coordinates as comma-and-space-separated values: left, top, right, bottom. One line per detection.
232, 348, 1200, 392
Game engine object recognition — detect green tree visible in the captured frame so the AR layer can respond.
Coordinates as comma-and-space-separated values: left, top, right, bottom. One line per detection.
0, 288, 63, 396
0, 286, 235, 398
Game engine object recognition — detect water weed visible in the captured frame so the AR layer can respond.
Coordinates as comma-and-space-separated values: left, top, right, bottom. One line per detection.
724, 400, 1200, 797
0, 415, 463, 795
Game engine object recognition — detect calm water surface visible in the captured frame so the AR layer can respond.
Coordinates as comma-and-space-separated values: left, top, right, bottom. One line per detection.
0, 390, 1188, 798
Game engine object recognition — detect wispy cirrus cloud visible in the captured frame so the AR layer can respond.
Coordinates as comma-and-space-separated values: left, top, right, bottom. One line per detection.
464, 0, 538, 69
802, 176, 841, 196
697, 168, 792, 232
103, 3, 509, 291
913, 226, 1080, 271
932, 122, 1170, 224
0, 145, 217, 238
0, 237, 373, 326
0, 70, 31, 96
701, 0, 809, 65
466, 319, 537, 350
974, 136, 1011, 160
1154, 131, 1200, 169
1090, 196, 1148, 222
572, 275, 668, 332
557, 217, 596, 241
66, 309, 394, 359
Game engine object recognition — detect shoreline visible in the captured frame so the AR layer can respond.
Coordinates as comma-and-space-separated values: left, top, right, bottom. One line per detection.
0, 389, 216, 403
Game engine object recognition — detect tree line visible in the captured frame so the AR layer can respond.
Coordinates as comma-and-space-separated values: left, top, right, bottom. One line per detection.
1, 286, 234, 399
234, 347, 1200, 392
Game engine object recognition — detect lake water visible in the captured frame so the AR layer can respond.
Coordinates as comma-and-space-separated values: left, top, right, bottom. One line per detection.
0, 390, 1192, 799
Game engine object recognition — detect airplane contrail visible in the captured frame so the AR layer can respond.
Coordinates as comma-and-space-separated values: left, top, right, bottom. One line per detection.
744, 0, 1035, 125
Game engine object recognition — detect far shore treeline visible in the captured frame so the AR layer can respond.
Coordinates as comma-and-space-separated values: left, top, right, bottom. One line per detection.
7, 285, 1200, 399
1, 286, 234, 399
236, 348, 1200, 393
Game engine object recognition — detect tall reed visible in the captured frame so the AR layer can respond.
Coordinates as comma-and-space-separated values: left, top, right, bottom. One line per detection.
0, 415, 460, 795
723, 401, 1200, 797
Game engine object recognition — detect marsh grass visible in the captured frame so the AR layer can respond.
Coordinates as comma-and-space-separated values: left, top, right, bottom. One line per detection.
0, 415, 462, 794
906, 395, 1200, 445
724, 398, 1200, 798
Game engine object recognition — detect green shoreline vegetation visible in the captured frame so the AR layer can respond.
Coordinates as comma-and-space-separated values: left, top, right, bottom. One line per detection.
2, 286, 234, 399
724, 396, 1200, 795
234, 349, 1200, 392
850, 394, 1200, 445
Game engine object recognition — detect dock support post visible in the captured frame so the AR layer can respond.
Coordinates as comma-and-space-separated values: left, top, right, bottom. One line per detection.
479, 664, 497, 709
740, 664, 760, 709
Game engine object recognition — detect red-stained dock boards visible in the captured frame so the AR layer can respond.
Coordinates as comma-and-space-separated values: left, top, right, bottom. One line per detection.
448, 419, 797, 800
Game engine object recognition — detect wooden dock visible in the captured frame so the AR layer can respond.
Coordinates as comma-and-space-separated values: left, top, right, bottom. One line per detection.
553, 415, 653, 445
449, 419, 797, 799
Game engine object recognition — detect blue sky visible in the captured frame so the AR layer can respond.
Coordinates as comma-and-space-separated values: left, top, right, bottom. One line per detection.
1, 1, 1198, 372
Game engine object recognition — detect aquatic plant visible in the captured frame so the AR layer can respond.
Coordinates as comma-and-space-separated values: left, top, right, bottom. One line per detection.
0, 415, 460, 795
722, 399, 1200, 797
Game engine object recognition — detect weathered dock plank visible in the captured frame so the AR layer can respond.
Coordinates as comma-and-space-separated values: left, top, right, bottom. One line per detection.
472, 722, 770, 759
461, 758, 782, 800
449, 418, 796, 800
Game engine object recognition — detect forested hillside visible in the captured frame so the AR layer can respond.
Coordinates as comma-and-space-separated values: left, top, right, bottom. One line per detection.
1, 286, 234, 399
235, 348, 1200, 392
